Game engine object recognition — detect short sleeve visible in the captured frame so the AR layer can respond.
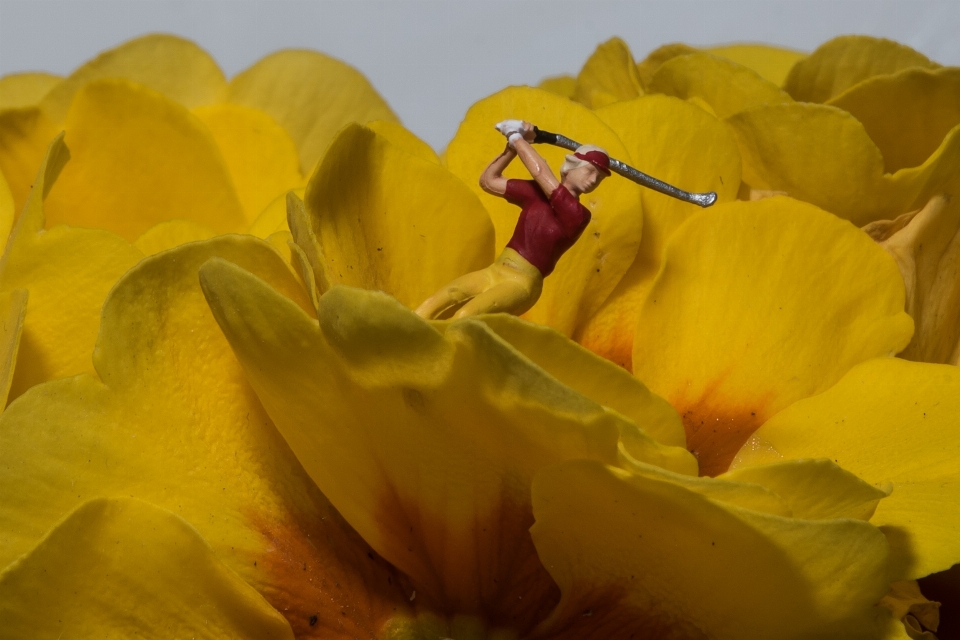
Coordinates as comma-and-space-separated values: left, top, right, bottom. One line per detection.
504, 179, 538, 207
550, 185, 591, 227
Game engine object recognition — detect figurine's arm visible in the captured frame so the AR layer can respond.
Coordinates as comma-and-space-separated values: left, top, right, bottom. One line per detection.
479, 145, 517, 197
513, 136, 561, 197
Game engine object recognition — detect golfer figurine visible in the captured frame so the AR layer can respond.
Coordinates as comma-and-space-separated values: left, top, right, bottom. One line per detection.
416, 119, 610, 320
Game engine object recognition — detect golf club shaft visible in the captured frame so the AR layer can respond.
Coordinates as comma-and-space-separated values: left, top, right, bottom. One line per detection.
532, 127, 717, 208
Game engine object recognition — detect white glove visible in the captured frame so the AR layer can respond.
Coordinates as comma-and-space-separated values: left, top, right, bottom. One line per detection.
495, 119, 524, 138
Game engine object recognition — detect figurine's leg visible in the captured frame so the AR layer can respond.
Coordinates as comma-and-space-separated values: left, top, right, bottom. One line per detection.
453, 261, 544, 318
414, 268, 493, 319
452, 279, 539, 319
452, 248, 544, 319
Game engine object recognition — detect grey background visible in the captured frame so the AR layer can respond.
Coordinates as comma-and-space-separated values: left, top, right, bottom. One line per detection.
1, 0, 958, 150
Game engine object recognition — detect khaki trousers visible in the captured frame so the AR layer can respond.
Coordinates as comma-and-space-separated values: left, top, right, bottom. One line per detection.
415, 248, 544, 320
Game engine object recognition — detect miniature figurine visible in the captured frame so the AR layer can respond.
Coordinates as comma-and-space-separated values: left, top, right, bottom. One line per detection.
415, 120, 610, 320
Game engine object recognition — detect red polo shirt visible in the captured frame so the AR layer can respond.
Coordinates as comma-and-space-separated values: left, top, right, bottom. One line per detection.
504, 179, 591, 277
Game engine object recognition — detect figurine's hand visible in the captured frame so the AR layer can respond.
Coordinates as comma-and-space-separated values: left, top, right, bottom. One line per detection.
520, 121, 536, 142
495, 119, 524, 138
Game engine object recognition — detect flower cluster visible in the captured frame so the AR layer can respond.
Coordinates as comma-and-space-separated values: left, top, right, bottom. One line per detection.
0, 33, 957, 639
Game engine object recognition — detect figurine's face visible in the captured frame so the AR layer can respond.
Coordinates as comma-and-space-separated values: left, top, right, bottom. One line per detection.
565, 163, 605, 195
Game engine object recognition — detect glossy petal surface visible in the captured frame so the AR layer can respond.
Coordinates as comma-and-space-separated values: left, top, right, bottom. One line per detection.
648, 53, 792, 119
0, 135, 143, 400
202, 268, 693, 633
194, 104, 304, 223
0, 72, 61, 109
633, 198, 913, 475
0, 234, 420, 639
578, 95, 741, 368
784, 35, 938, 103
573, 37, 644, 108
828, 67, 960, 173
0, 498, 294, 640
227, 50, 398, 174
45, 79, 245, 239
445, 86, 642, 335
736, 358, 960, 580
305, 123, 494, 309
40, 33, 226, 123
530, 460, 892, 640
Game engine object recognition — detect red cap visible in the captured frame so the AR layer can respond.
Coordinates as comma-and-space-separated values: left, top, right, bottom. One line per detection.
574, 150, 611, 176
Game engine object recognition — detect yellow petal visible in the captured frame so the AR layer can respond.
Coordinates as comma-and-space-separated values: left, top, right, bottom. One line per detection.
285, 191, 325, 310
201, 267, 693, 632
633, 198, 913, 476
648, 52, 792, 120
248, 188, 303, 238
40, 34, 226, 123
445, 86, 643, 335
704, 43, 807, 86
0, 168, 13, 244
735, 358, 960, 580
573, 37, 644, 109
537, 74, 577, 99
0, 289, 27, 406
635, 42, 698, 90
578, 94, 742, 368
0, 134, 143, 400
880, 580, 941, 639
727, 102, 960, 226
0, 106, 58, 215
0, 72, 61, 109
828, 67, 960, 173
44, 78, 246, 240
305, 123, 494, 309
134, 219, 217, 256
618, 456, 789, 516
878, 195, 960, 364
367, 119, 440, 164
476, 313, 687, 449
720, 459, 889, 520
193, 104, 304, 223
530, 460, 892, 639
0, 498, 294, 640
0, 234, 418, 638
916, 566, 958, 638
227, 49, 399, 174
784, 35, 939, 103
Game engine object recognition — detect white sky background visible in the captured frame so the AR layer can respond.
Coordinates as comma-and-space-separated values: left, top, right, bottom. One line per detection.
1, 0, 958, 150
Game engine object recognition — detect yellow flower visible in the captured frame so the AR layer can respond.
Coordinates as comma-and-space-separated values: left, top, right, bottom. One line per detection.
0, 33, 957, 640
0, 34, 396, 402
0, 140, 908, 637
564, 35, 960, 371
